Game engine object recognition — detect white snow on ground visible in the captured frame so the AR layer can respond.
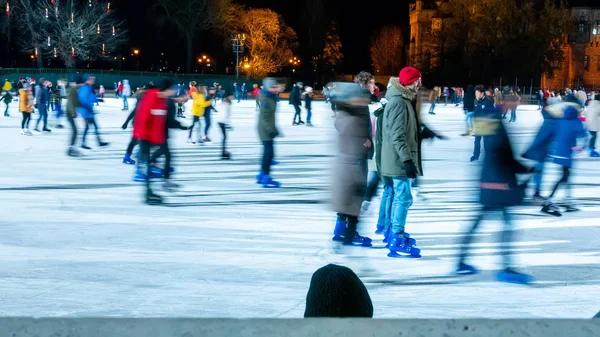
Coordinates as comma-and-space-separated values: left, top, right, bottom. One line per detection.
0, 96, 599, 318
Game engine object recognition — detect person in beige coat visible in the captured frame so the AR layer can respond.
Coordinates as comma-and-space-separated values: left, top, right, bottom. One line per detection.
585, 95, 600, 157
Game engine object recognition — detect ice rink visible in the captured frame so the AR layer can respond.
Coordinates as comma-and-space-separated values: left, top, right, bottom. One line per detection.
0, 95, 599, 318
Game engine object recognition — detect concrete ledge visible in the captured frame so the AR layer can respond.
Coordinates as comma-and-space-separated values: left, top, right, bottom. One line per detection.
1, 318, 599, 337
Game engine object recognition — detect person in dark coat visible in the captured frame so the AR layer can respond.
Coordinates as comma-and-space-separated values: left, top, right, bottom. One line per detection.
470, 85, 493, 162
457, 105, 534, 284
462, 84, 476, 136
289, 82, 304, 125
257, 78, 285, 188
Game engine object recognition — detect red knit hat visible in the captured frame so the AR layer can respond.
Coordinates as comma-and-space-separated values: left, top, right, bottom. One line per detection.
398, 67, 421, 86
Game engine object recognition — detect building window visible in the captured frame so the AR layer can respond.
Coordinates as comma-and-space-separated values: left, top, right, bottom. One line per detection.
579, 22, 586, 32
584, 55, 589, 71
551, 60, 561, 69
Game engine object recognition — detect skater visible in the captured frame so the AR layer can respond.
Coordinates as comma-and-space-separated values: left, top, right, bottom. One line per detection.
303, 86, 314, 127
456, 102, 534, 284
461, 84, 475, 136
233, 82, 240, 103
428, 87, 437, 115
379, 67, 423, 258
65, 76, 83, 157
145, 86, 189, 192
331, 79, 373, 247
217, 93, 234, 160
99, 85, 105, 100
53, 79, 67, 128
585, 95, 600, 157
77, 75, 109, 150
289, 82, 304, 125
188, 84, 213, 144
176, 83, 186, 118
203, 87, 217, 142
1, 89, 12, 116
241, 83, 247, 100
33, 78, 51, 133
470, 85, 492, 162
19, 84, 34, 135
524, 95, 586, 215
133, 79, 178, 205
122, 79, 131, 111
256, 78, 284, 188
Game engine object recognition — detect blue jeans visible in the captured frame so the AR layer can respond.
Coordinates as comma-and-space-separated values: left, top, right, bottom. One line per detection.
465, 111, 474, 131
533, 162, 545, 195
123, 96, 129, 109
391, 177, 413, 234
377, 177, 394, 231
35, 104, 48, 129
473, 136, 483, 158
306, 109, 312, 123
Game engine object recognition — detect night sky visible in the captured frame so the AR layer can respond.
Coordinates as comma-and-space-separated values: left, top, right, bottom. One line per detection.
118, 0, 409, 75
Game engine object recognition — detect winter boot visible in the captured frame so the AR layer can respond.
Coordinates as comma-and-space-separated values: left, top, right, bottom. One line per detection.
456, 262, 479, 275
67, 146, 83, 157
541, 201, 562, 217
146, 190, 163, 205
123, 154, 136, 165
332, 217, 346, 242
496, 268, 534, 285
261, 175, 281, 188
343, 232, 373, 247
99, 141, 110, 148
590, 150, 599, 157
221, 151, 231, 160
469, 155, 479, 162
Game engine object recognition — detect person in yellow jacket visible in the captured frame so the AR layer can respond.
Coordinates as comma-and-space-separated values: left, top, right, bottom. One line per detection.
2, 79, 13, 93
19, 84, 34, 135
188, 85, 214, 144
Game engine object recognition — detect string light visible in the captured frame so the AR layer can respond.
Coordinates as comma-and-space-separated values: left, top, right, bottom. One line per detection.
88, 0, 92, 7
34, 48, 38, 58
107, 2, 111, 13
5, 2, 10, 16
80, 29, 83, 39
71, 47, 75, 57
55, 6, 58, 18
45, 8, 48, 18
71, 12, 74, 24
47, 36, 51, 47
97, 24, 100, 34
53, 48, 57, 58
112, 26, 115, 36
102, 44, 105, 55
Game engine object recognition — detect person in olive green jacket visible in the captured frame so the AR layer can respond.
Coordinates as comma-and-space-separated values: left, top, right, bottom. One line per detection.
378, 67, 422, 258
256, 78, 284, 188
65, 76, 83, 157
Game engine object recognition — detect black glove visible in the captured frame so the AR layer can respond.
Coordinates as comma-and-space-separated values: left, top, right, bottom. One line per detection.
121, 123, 127, 130
436, 134, 448, 140
403, 160, 417, 179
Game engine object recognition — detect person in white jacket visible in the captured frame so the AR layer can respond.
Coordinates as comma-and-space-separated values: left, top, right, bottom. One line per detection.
122, 79, 132, 111
217, 93, 234, 160
585, 94, 600, 157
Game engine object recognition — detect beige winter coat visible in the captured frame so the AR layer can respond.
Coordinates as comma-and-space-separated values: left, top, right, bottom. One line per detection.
585, 100, 600, 132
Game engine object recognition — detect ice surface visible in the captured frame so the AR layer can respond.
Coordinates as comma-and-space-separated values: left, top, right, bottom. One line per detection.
0, 96, 599, 318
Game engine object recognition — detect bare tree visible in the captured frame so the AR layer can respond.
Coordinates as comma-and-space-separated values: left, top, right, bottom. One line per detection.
153, 0, 237, 73
237, 8, 297, 78
13, 0, 127, 68
370, 25, 403, 76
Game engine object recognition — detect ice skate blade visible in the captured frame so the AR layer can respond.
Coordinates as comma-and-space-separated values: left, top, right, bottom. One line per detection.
387, 251, 421, 258
496, 273, 534, 285
343, 242, 373, 248
541, 209, 562, 217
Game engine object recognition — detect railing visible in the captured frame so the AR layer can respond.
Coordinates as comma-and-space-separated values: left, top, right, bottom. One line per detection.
1, 317, 598, 337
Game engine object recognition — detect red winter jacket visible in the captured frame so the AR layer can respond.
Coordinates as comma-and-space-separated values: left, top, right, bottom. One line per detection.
133, 89, 168, 144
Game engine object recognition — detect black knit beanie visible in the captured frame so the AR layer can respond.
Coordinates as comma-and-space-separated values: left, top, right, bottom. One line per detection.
304, 264, 373, 318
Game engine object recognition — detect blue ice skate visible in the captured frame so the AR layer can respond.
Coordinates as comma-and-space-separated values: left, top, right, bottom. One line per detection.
456, 262, 479, 275
133, 168, 147, 182
332, 217, 346, 242
383, 227, 391, 244
375, 225, 385, 235
261, 175, 281, 188
271, 159, 280, 166
496, 269, 533, 285
388, 232, 420, 258
256, 171, 265, 184
123, 154, 136, 165
343, 232, 373, 247
151, 166, 175, 176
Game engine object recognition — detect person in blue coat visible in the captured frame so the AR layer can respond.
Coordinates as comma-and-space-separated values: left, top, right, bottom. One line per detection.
77, 74, 109, 149
524, 94, 586, 214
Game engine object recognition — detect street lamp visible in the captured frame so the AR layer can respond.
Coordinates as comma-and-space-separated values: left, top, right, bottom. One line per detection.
230, 33, 246, 80
198, 54, 212, 74
133, 49, 139, 55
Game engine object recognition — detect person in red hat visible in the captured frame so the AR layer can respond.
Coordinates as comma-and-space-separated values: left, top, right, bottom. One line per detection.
377, 66, 423, 258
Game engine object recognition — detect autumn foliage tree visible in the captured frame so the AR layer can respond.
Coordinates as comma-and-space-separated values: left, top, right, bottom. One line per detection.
236, 8, 298, 78
322, 23, 343, 69
370, 25, 403, 76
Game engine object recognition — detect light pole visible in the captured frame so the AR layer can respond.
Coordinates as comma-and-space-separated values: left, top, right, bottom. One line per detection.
198, 54, 211, 74
230, 34, 246, 80
289, 56, 300, 73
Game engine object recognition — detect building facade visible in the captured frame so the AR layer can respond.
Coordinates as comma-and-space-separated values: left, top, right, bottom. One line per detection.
408, 0, 600, 90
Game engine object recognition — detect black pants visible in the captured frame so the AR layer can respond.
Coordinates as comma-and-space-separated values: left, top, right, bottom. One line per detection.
590, 131, 597, 150
21, 112, 31, 129
126, 137, 138, 156
138, 140, 154, 196
150, 141, 172, 180
219, 122, 228, 153
549, 166, 570, 199
364, 171, 380, 202
67, 114, 77, 146
204, 110, 211, 137
4, 102, 8, 115
473, 136, 483, 158
458, 207, 514, 269
256, 99, 260, 110
338, 213, 359, 244
261, 140, 274, 175
188, 116, 202, 140
293, 104, 302, 123
82, 117, 102, 146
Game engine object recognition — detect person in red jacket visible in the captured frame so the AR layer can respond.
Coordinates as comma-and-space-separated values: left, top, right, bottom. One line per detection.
133, 79, 177, 205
